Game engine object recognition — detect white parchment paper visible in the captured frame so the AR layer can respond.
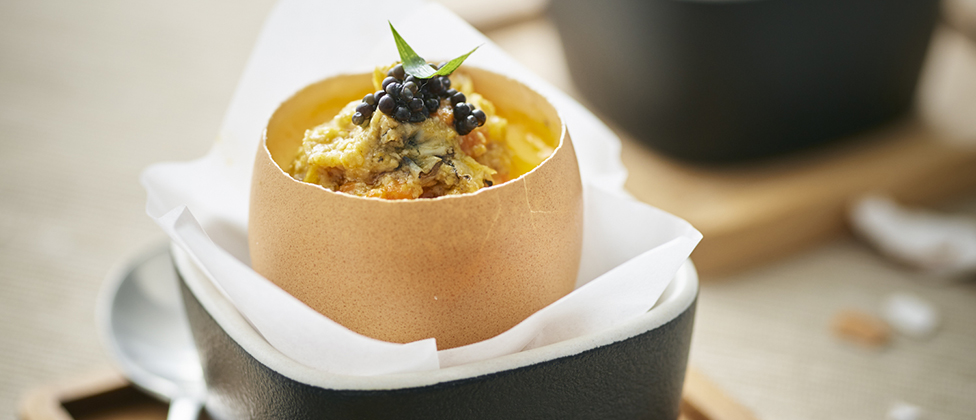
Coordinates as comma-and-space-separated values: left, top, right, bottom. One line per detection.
142, 0, 702, 376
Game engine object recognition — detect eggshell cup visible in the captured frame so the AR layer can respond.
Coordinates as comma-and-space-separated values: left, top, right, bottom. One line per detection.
173, 245, 698, 420
249, 68, 584, 349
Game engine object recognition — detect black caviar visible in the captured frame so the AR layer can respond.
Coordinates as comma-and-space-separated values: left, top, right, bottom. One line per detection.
351, 63, 487, 135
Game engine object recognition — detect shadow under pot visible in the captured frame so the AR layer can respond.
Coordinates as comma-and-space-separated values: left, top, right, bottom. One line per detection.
549, 0, 941, 163
172, 244, 699, 420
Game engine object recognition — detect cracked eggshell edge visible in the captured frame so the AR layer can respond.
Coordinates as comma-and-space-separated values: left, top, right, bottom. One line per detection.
248, 67, 583, 349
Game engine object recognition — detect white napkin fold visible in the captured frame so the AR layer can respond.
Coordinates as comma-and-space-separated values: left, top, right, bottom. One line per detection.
142, 0, 701, 376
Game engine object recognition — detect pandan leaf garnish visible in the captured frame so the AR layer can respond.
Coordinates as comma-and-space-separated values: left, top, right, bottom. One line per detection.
390, 22, 479, 79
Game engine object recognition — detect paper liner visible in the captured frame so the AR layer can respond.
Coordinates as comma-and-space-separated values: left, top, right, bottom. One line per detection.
141, 0, 702, 375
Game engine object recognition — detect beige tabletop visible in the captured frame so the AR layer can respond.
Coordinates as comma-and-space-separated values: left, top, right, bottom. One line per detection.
2, 1, 975, 419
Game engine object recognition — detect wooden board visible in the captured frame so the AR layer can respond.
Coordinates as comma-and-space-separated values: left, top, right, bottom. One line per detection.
618, 28, 976, 277
621, 119, 976, 277
18, 367, 753, 420
17, 370, 212, 420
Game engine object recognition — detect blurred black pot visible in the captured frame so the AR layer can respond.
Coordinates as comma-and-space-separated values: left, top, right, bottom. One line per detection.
549, 0, 941, 163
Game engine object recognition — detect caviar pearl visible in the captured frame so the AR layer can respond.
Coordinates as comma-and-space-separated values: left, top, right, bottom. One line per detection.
454, 102, 471, 118
472, 109, 486, 125
450, 92, 466, 107
427, 77, 443, 94
377, 95, 395, 114
383, 82, 400, 98
391, 64, 405, 80
395, 106, 410, 122
356, 102, 373, 117
409, 98, 424, 112
403, 81, 418, 95
464, 115, 479, 131
351, 113, 365, 125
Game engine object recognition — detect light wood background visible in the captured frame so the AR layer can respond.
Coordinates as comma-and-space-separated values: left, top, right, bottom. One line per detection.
2, 1, 975, 419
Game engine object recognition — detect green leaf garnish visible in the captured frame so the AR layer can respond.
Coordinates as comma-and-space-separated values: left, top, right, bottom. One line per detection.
389, 22, 479, 79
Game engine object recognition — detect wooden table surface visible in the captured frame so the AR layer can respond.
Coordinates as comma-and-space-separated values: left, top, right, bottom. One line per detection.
2, 1, 975, 419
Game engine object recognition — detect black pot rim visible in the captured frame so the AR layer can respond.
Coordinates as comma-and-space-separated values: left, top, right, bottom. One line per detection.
172, 243, 699, 391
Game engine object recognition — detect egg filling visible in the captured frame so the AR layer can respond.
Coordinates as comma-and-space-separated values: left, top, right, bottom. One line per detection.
289, 68, 553, 199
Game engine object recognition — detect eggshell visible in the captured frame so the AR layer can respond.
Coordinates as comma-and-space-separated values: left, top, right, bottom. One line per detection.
249, 68, 583, 349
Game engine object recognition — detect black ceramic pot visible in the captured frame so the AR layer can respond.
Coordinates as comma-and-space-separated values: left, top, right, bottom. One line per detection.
549, 0, 941, 163
172, 246, 699, 420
